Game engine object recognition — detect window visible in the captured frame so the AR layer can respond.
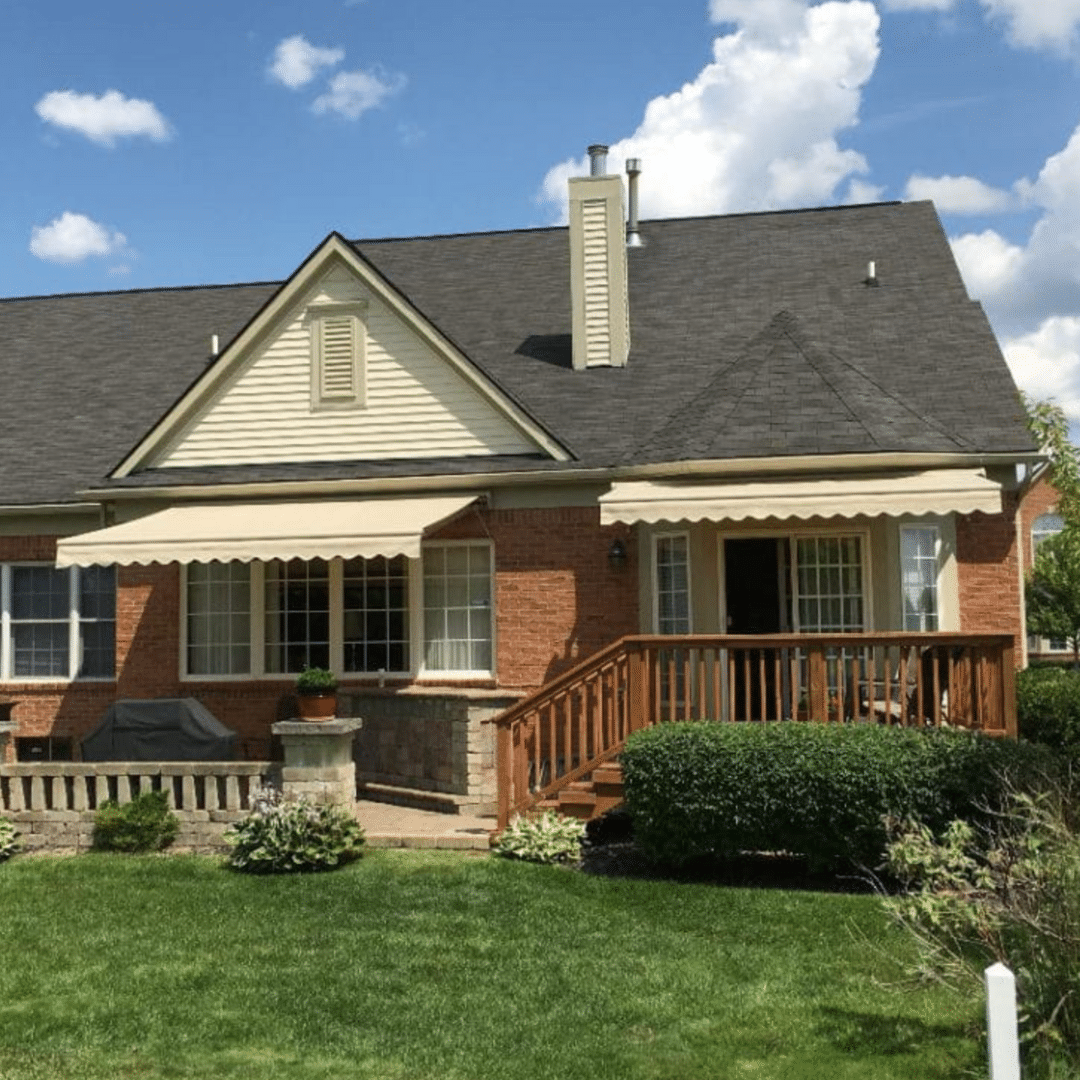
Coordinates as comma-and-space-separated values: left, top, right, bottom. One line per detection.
181, 545, 493, 678
186, 561, 251, 675
1031, 513, 1067, 652
1033, 513, 1064, 553
344, 555, 409, 673
423, 544, 492, 674
900, 525, 939, 631
308, 302, 367, 410
654, 534, 691, 633
795, 536, 864, 633
265, 558, 330, 674
1, 564, 116, 680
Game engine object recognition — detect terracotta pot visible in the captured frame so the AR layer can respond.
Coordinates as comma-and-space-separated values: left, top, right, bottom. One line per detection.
297, 693, 337, 721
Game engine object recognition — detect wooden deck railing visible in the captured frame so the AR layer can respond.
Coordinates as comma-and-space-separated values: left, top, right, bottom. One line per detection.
492, 632, 1017, 827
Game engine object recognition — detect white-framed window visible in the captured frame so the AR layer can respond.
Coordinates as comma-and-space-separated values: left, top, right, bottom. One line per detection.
1031, 512, 1068, 652
900, 525, 939, 632
423, 543, 493, 675
182, 543, 493, 679
794, 535, 865, 633
0, 563, 116, 681
653, 533, 691, 634
186, 560, 251, 676
307, 302, 368, 410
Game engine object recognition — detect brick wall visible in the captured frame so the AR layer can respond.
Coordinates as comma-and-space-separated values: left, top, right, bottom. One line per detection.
955, 497, 1023, 654
1018, 472, 1059, 570
0, 507, 640, 763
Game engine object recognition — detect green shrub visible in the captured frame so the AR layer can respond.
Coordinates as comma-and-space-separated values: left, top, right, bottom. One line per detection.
493, 811, 585, 865
226, 788, 365, 873
620, 721, 1053, 871
885, 782, 1080, 1076
92, 790, 179, 853
0, 816, 19, 862
1018, 665, 1080, 753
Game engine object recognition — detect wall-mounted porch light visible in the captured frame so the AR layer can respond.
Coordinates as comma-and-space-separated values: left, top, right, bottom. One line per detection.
608, 538, 628, 567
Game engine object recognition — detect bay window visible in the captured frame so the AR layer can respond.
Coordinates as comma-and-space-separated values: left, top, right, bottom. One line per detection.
183, 544, 492, 678
1, 564, 116, 680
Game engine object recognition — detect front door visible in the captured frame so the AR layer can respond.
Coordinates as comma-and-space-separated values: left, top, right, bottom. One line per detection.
724, 538, 786, 718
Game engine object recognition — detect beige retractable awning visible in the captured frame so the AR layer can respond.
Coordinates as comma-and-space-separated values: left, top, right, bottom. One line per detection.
598, 470, 1004, 526
55, 495, 478, 567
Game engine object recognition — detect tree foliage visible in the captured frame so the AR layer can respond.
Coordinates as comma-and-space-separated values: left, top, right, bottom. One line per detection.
1025, 396, 1080, 661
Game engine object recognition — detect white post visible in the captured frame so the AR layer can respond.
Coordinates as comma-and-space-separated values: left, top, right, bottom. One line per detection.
986, 962, 1021, 1080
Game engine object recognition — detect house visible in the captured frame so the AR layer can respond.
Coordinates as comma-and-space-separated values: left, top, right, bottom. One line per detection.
0, 148, 1041, 815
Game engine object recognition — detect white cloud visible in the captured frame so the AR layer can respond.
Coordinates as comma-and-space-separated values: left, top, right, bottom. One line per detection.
845, 178, 885, 203
29, 212, 128, 264
904, 173, 1014, 214
879, 0, 957, 10
980, 0, 1080, 52
1003, 317, 1080, 424
34, 90, 170, 147
952, 229, 1025, 300
269, 34, 344, 90
540, 1, 880, 221
311, 68, 405, 120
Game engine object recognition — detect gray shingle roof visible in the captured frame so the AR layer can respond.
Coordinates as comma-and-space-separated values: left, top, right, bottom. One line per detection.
0, 201, 1035, 506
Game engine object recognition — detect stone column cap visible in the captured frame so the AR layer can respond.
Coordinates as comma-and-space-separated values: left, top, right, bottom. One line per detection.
272, 718, 363, 736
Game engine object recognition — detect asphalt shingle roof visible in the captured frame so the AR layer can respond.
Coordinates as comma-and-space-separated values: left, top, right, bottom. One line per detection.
0, 200, 1035, 506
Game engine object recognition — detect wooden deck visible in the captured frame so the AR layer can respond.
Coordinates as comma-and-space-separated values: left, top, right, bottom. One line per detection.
492, 632, 1017, 827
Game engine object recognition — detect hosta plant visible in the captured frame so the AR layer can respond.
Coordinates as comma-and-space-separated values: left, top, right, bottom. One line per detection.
494, 810, 585, 865
0, 816, 19, 862
226, 786, 365, 874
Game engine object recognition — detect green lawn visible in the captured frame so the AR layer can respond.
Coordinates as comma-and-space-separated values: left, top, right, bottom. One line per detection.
0, 851, 978, 1080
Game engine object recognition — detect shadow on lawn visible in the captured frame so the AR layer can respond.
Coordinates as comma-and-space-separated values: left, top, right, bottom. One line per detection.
813, 1003, 977, 1068
579, 811, 879, 893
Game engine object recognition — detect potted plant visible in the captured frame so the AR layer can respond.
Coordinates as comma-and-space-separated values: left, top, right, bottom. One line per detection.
295, 667, 338, 721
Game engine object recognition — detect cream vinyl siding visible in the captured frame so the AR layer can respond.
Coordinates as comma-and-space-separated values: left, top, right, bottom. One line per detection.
157, 276, 537, 468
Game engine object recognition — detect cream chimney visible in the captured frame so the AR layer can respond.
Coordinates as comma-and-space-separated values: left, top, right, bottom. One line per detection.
568, 145, 630, 370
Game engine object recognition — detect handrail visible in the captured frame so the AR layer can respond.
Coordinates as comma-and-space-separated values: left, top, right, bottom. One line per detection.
492, 632, 1017, 827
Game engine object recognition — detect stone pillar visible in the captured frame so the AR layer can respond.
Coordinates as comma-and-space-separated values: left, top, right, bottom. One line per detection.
0, 720, 17, 765
271, 718, 362, 806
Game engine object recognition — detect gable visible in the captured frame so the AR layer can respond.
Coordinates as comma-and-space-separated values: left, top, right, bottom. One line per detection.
114, 235, 566, 478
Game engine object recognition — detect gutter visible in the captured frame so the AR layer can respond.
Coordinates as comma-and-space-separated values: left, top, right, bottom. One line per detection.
74, 450, 1046, 504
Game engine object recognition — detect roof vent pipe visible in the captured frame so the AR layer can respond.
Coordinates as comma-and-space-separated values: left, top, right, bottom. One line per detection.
587, 144, 609, 176
865, 260, 878, 287
626, 159, 643, 248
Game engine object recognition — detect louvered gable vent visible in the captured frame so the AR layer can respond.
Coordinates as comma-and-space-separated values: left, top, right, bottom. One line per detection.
308, 301, 367, 410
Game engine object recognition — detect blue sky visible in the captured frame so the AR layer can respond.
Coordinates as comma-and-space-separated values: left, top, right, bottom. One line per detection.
5, 0, 1080, 424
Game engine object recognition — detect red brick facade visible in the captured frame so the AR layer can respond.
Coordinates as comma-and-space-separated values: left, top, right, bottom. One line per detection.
955, 497, 1024, 651
0, 506, 640, 760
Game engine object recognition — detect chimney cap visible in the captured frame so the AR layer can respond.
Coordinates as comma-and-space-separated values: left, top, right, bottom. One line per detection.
587, 144, 609, 176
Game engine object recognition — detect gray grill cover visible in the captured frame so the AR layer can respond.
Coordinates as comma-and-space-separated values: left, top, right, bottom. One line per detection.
81, 698, 239, 761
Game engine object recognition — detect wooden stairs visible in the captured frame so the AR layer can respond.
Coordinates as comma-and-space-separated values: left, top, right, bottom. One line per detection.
538, 761, 624, 821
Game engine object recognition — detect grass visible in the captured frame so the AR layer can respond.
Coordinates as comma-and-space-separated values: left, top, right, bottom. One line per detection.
0, 850, 979, 1080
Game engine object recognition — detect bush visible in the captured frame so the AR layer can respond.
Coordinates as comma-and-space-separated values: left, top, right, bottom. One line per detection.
1018, 665, 1080, 753
0, 816, 19, 862
226, 788, 365, 873
92, 790, 179, 853
620, 721, 1053, 871
493, 811, 585, 865
885, 781, 1080, 1076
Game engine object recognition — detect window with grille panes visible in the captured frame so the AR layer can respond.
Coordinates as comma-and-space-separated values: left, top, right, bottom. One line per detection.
1031, 512, 1068, 652
1, 564, 116, 680
900, 525, 939, 632
795, 536, 864, 633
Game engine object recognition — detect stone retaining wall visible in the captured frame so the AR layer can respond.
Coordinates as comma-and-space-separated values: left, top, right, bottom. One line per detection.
0, 761, 271, 854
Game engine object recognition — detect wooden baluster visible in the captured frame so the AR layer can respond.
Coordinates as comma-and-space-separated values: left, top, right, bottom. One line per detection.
773, 649, 782, 723
882, 647, 893, 726
728, 649, 736, 721
497, 723, 512, 828
808, 646, 827, 721
713, 648, 723, 723
1001, 640, 1017, 737
867, 652, 877, 725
